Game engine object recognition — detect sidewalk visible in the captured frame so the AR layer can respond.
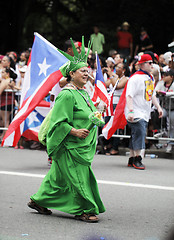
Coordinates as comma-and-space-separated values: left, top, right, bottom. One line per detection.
97, 137, 174, 159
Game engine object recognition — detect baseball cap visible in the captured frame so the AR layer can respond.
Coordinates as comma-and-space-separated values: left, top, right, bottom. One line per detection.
137, 54, 152, 64
122, 21, 129, 26
163, 51, 172, 64
106, 57, 115, 64
154, 53, 159, 62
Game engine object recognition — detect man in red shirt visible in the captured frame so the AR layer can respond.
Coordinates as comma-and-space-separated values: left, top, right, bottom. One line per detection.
116, 22, 133, 61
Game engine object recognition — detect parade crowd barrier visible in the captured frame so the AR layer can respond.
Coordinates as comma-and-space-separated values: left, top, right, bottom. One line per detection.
0, 89, 19, 131
0, 91, 174, 144
98, 94, 174, 143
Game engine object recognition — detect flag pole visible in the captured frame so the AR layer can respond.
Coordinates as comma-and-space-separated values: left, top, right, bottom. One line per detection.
110, 78, 119, 96
95, 51, 98, 70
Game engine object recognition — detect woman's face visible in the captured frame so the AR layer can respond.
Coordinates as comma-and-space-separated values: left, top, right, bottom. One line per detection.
71, 66, 89, 88
20, 52, 26, 61
2, 56, 10, 68
106, 60, 114, 68
1, 68, 9, 79
116, 63, 124, 76
163, 74, 173, 84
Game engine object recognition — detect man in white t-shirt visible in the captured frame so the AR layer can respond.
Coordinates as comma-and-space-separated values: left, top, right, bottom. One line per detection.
125, 54, 163, 170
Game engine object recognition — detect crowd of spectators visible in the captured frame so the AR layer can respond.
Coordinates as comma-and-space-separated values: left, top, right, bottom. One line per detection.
0, 25, 174, 154
87, 50, 174, 154
0, 50, 30, 146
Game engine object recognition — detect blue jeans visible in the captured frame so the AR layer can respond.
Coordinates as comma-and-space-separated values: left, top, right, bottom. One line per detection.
127, 119, 148, 150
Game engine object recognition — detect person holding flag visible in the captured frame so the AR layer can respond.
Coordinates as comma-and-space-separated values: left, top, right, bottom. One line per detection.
91, 53, 109, 107
103, 54, 163, 169
125, 54, 163, 170
27, 37, 105, 222
104, 62, 130, 155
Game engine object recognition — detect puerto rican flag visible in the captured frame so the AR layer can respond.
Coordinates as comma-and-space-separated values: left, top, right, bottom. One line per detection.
91, 53, 109, 106
102, 93, 114, 117
102, 78, 120, 117
1, 32, 68, 147
22, 100, 50, 142
102, 82, 128, 139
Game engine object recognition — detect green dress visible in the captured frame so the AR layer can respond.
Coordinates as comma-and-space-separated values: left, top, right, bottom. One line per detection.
31, 88, 105, 215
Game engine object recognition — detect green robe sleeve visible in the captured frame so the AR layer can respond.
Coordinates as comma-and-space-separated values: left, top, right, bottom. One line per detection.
46, 90, 74, 158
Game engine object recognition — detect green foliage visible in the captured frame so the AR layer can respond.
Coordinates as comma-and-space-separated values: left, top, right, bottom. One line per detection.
0, 0, 174, 55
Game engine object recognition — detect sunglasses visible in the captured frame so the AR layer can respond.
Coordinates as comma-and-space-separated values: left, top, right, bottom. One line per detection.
145, 61, 153, 65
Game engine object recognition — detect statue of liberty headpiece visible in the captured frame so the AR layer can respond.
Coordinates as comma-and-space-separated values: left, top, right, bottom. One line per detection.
59, 36, 92, 77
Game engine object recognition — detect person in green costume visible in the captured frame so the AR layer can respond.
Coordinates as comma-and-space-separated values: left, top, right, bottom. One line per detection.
27, 37, 105, 223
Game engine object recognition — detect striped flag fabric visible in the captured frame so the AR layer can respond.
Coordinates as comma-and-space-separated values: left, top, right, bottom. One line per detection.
102, 78, 120, 117
22, 100, 50, 142
102, 93, 114, 117
1, 32, 68, 147
91, 53, 109, 106
102, 82, 128, 139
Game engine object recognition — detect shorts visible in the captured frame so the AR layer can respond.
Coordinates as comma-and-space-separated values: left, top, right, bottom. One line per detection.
127, 119, 148, 150
0, 105, 14, 112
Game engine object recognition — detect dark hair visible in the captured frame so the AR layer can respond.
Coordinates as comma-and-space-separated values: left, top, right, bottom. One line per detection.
130, 59, 138, 75
4, 67, 17, 80
64, 39, 75, 52
116, 53, 125, 63
140, 27, 146, 32
144, 51, 155, 62
66, 75, 71, 82
4, 54, 16, 69
87, 53, 95, 69
123, 63, 130, 77
11, 51, 18, 60
163, 69, 174, 77
9, 56, 16, 70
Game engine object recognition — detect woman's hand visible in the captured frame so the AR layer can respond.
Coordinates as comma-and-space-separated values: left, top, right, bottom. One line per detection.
70, 128, 90, 139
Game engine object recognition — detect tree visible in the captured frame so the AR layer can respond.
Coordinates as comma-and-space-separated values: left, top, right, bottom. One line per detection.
0, 0, 173, 55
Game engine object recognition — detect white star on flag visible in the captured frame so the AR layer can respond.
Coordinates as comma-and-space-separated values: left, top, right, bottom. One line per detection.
38, 58, 51, 76
27, 111, 39, 127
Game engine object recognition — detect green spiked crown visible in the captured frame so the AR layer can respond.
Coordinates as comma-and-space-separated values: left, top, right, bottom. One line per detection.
59, 36, 92, 77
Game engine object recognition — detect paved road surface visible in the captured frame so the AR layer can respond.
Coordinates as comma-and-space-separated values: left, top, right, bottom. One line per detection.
0, 147, 174, 240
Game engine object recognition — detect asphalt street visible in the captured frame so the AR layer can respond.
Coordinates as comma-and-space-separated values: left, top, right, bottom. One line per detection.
0, 147, 174, 240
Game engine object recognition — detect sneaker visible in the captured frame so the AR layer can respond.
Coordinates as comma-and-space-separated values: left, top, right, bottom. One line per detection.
133, 156, 145, 170
154, 143, 163, 149
166, 144, 172, 153
128, 157, 134, 167
154, 131, 167, 138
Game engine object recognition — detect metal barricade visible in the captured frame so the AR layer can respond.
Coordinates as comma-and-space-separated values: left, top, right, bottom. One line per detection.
98, 94, 174, 142
0, 89, 20, 132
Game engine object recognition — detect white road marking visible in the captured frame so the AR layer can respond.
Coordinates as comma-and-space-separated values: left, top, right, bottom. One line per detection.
0, 171, 45, 178
0, 170, 174, 191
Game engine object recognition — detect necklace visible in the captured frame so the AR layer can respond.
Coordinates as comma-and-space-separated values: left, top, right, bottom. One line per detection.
70, 81, 83, 90
68, 83, 93, 111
